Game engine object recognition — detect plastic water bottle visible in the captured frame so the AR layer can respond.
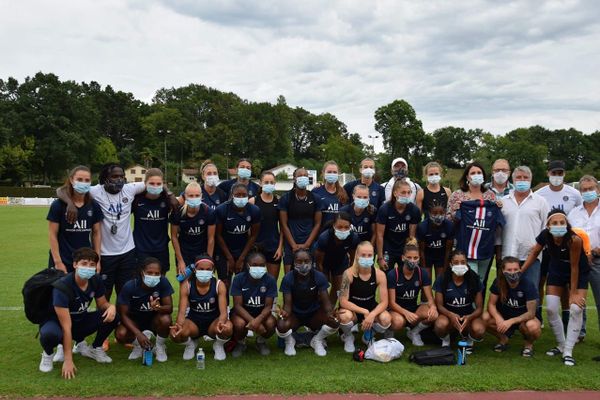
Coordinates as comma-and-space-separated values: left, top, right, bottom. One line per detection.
176, 264, 195, 282
383, 251, 390, 267
142, 347, 153, 366
196, 348, 205, 370
363, 328, 374, 344
457, 340, 468, 365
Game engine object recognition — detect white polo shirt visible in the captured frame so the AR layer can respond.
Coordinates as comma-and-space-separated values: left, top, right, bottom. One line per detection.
90, 182, 146, 256
568, 203, 600, 251
501, 190, 550, 260
536, 184, 582, 214
384, 177, 421, 203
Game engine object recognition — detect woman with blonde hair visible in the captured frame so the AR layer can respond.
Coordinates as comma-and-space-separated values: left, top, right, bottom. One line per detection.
199, 160, 228, 210
416, 161, 451, 216
312, 160, 348, 231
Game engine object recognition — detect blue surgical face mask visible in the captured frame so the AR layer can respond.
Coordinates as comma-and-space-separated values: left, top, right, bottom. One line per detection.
205, 175, 219, 187
146, 185, 163, 195
469, 174, 484, 186
354, 198, 369, 209
72, 181, 91, 194
549, 225, 568, 237
195, 270, 213, 283
186, 198, 202, 208
143, 274, 161, 288
324, 173, 338, 184
334, 228, 351, 240
249, 266, 267, 280
237, 168, 252, 179
262, 184, 276, 194
427, 175, 441, 185
361, 168, 375, 179
396, 196, 411, 205
233, 196, 249, 208
514, 180, 531, 192
358, 257, 373, 268
582, 190, 598, 203
76, 266, 96, 280
296, 176, 309, 189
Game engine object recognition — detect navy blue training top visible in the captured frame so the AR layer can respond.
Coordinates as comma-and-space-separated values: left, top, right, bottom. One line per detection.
387, 266, 431, 311
215, 201, 261, 258
280, 269, 329, 315
340, 203, 376, 242
416, 218, 454, 263
489, 277, 538, 318
230, 271, 278, 317
278, 190, 322, 244
132, 193, 170, 252
312, 185, 346, 230
170, 206, 216, 261
117, 276, 174, 316
376, 202, 421, 256
343, 180, 385, 209
52, 273, 105, 322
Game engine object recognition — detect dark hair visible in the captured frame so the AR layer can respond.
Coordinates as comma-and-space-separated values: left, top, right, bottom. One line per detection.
459, 161, 488, 192
544, 209, 573, 258
230, 182, 249, 199
245, 250, 266, 266
293, 248, 312, 262
61, 165, 92, 204
99, 163, 124, 185
498, 256, 520, 303
441, 249, 479, 292
237, 158, 252, 168
72, 247, 99, 263
138, 257, 162, 279
194, 253, 214, 266
291, 167, 308, 191
326, 211, 352, 234
428, 198, 445, 212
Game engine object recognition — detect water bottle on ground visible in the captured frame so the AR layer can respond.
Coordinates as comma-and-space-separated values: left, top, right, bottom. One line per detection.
142, 347, 153, 366
196, 348, 205, 370
457, 340, 468, 365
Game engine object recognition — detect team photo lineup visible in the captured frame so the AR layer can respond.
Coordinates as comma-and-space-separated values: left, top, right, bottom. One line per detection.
28, 154, 600, 379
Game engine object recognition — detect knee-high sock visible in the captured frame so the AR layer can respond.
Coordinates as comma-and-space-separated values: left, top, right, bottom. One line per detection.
546, 295, 565, 351
314, 324, 338, 341
564, 303, 584, 357
339, 321, 354, 335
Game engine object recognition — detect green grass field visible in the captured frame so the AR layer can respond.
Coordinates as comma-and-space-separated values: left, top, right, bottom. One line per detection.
0, 207, 599, 397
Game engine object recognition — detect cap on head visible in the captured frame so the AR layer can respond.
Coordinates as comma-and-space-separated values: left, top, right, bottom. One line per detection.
547, 160, 565, 172
391, 157, 408, 170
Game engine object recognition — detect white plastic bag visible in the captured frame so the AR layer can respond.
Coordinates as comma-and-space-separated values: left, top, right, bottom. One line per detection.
364, 338, 404, 362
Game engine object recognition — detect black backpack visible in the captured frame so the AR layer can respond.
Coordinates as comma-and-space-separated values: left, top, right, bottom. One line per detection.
22, 269, 74, 324
409, 347, 455, 366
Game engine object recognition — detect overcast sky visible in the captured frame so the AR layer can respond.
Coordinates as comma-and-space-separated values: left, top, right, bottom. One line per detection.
1, 0, 599, 150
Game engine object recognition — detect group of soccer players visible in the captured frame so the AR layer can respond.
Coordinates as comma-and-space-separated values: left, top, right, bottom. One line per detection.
37, 155, 599, 378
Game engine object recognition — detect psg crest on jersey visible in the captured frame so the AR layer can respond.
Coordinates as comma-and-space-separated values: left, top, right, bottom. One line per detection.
153, 291, 160, 298
260, 286, 266, 293
160, 202, 166, 208
87, 210, 93, 217
372, 191, 377, 196
209, 297, 215, 304
123, 198, 128, 203
487, 211, 492, 217
441, 233, 447, 239
563, 196, 569, 201
405, 215, 411, 221
246, 216, 251, 222
517, 291, 524, 297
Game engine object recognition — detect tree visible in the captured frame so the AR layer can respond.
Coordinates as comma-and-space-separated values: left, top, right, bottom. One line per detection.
432, 126, 482, 168
92, 137, 119, 169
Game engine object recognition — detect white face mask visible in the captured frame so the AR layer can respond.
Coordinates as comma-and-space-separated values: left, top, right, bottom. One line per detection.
493, 171, 509, 185
361, 168, 375, 178
549, 175, 564, 187
205, 175, 219, 187
427, 175, 441, 185
451, 264, 469, 277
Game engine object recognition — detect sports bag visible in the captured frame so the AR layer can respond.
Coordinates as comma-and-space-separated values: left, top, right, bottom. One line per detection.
22, 269, 73, 324
409, 347, 455, 366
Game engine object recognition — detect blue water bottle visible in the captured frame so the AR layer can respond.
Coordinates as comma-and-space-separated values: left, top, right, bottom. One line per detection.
457, 340, 468, 365
142, 346, 153, 366
176, 264, 195, 282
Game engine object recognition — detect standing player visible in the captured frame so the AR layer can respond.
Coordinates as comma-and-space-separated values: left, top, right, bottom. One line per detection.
312, 161, 348, 230
415, 161, 451, 217
343, 158, 386, 209
417, 200, 454, 280
340, 184, 377, 245
218, 158, 261, 198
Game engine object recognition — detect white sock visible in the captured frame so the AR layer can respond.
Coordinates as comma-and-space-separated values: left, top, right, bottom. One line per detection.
373, 322, 391, 334
441, 334, 450, 346
315, 324, 338, 340
132, 338, 139, 347
546, 295, 565, 351
412, 322, 428, 335
156, 336, 166, 345
215, 335, 228, 345
276, 328, 292, 338
339, 322, 354, 335
564, 303, 583, 357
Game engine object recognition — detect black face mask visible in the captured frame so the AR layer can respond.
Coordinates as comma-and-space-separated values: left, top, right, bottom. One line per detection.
394, 168, 407, 179
503, 271, 521, 284
105, 178, 125, 194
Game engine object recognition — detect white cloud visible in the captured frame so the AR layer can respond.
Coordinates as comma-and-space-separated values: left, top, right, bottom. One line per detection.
0, 0, 598, 152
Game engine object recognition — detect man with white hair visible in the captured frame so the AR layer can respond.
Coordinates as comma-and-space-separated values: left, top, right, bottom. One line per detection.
384, 157, 421, 204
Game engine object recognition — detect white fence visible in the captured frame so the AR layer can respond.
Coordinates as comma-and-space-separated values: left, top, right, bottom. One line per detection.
0, 197, 56, 206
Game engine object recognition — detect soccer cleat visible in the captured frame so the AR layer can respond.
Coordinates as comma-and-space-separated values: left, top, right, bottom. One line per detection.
53, 344, 64, 362
39, 352, 54, 373
256, 337, 270, 356
407, 329, 424, 347
183, 339, 198, 361
310, 336, 327, 356
154, 342, 167, 362
342, 333, 355, 353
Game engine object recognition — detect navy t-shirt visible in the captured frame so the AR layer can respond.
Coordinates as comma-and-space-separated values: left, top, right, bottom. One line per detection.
387, 266, 431, 312
280, 270, 329, 315
312, 186, 345, 230
433, 274, 483, 316
278, 191, 322, 244
47, 199, 104, 266
489, 277, 538, 319
340, 204, 376, 242
215, 201, 261, 258
132, 193, 170, 252
416, 218, 454, 263
230, 271, 278, 317
52, 273, 105, 322
455, 200, 505, 260
376, 202, 421, 256
117, 276, 174, 316
343, 180, 386, 209
316, 229, 360, 269
217, 178, 260, 198
201, 186, 228, 210
170, 206, 216, 261
255, 195, 280, 253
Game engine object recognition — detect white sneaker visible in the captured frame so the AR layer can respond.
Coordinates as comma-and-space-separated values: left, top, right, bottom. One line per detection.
256, 337, 270, 356
441, 335, 451, 347
53, 344, 64, 362
407, 329, 424, 347
183, 339, 197, 361
341, 333, 355, 353
128, 343, 143, 360
39, 352, 54, 373
351, 324, 359, 333
232, 341, 247, 358
284, 335, 296, 356
86, 347, 112, 363
246, 330, 255, 338
213, 340, 226, 361
73, 341, 88, 354
310, 336, 327, 356
383, 329, 395, 339
154, 342, 168, 362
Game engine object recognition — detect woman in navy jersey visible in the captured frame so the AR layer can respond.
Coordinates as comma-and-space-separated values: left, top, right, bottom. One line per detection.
521, 209, 589, 366
229, 251, 278, 357
215, 183, 261, 281
250, 171, 283, 280
376, 179, 421, 271
340, 184, 377, 245
199, 160, 228, 210
132, 168, 171, 274
279, 168, 322, 273
276, 249, 339, 357
343, 158, 385, 209
415, 161, 451, 216
484, 256, 541, 356
338, 241, 391, 353
387, 238, 438, 346
315, 212, 360, 306
116, 257, 174, 362
171, 182, 216, 275
417, 201, 454, 280
48, 166, 103, 273
312, 161, 348, 230
170, 255, 233, 361
217, 158, 260, 198
433, 250, 485, 352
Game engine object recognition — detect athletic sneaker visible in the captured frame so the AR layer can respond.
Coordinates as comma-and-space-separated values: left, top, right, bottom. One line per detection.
128, 343, 143, 360
284, 335, 296, 356
53, 344, 64, 362
351, 324, 359, 333
232, 341, 247, 358
39, 352, 54, 373
84, 347, 112, 363
407, 329, 424, 347
310, 336, 327, 357
154, 342, 167, 362
441, 335, 451, 347
73, 341, 88, 354
341, 333, 355, 353
256, 337, 270, 356
183, 339, 198, 360
213, 340, 227, 361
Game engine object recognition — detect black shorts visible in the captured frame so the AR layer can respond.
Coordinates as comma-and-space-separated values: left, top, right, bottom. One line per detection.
130, 313, 157, 332
100, 248, 137, 294
136, 248, 170, 273
425, 259, 444, 270
356, 303, 378, 323
187, 316, 216, 338
262, 248, 279, 264
214, 254, 233, 282
547, 269, 589, 289
540, 249, 549, 278
295, 310, 318, 328
322, 262, 348, 277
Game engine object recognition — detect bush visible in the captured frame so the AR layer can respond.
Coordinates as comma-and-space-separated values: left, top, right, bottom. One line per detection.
0, 187, 56, 197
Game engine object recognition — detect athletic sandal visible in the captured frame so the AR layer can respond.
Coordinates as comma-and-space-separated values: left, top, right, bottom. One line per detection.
545, 347, 562, 357
563, 355, 576, 366
521, 347, 534, 358
493, 343, 508, 353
